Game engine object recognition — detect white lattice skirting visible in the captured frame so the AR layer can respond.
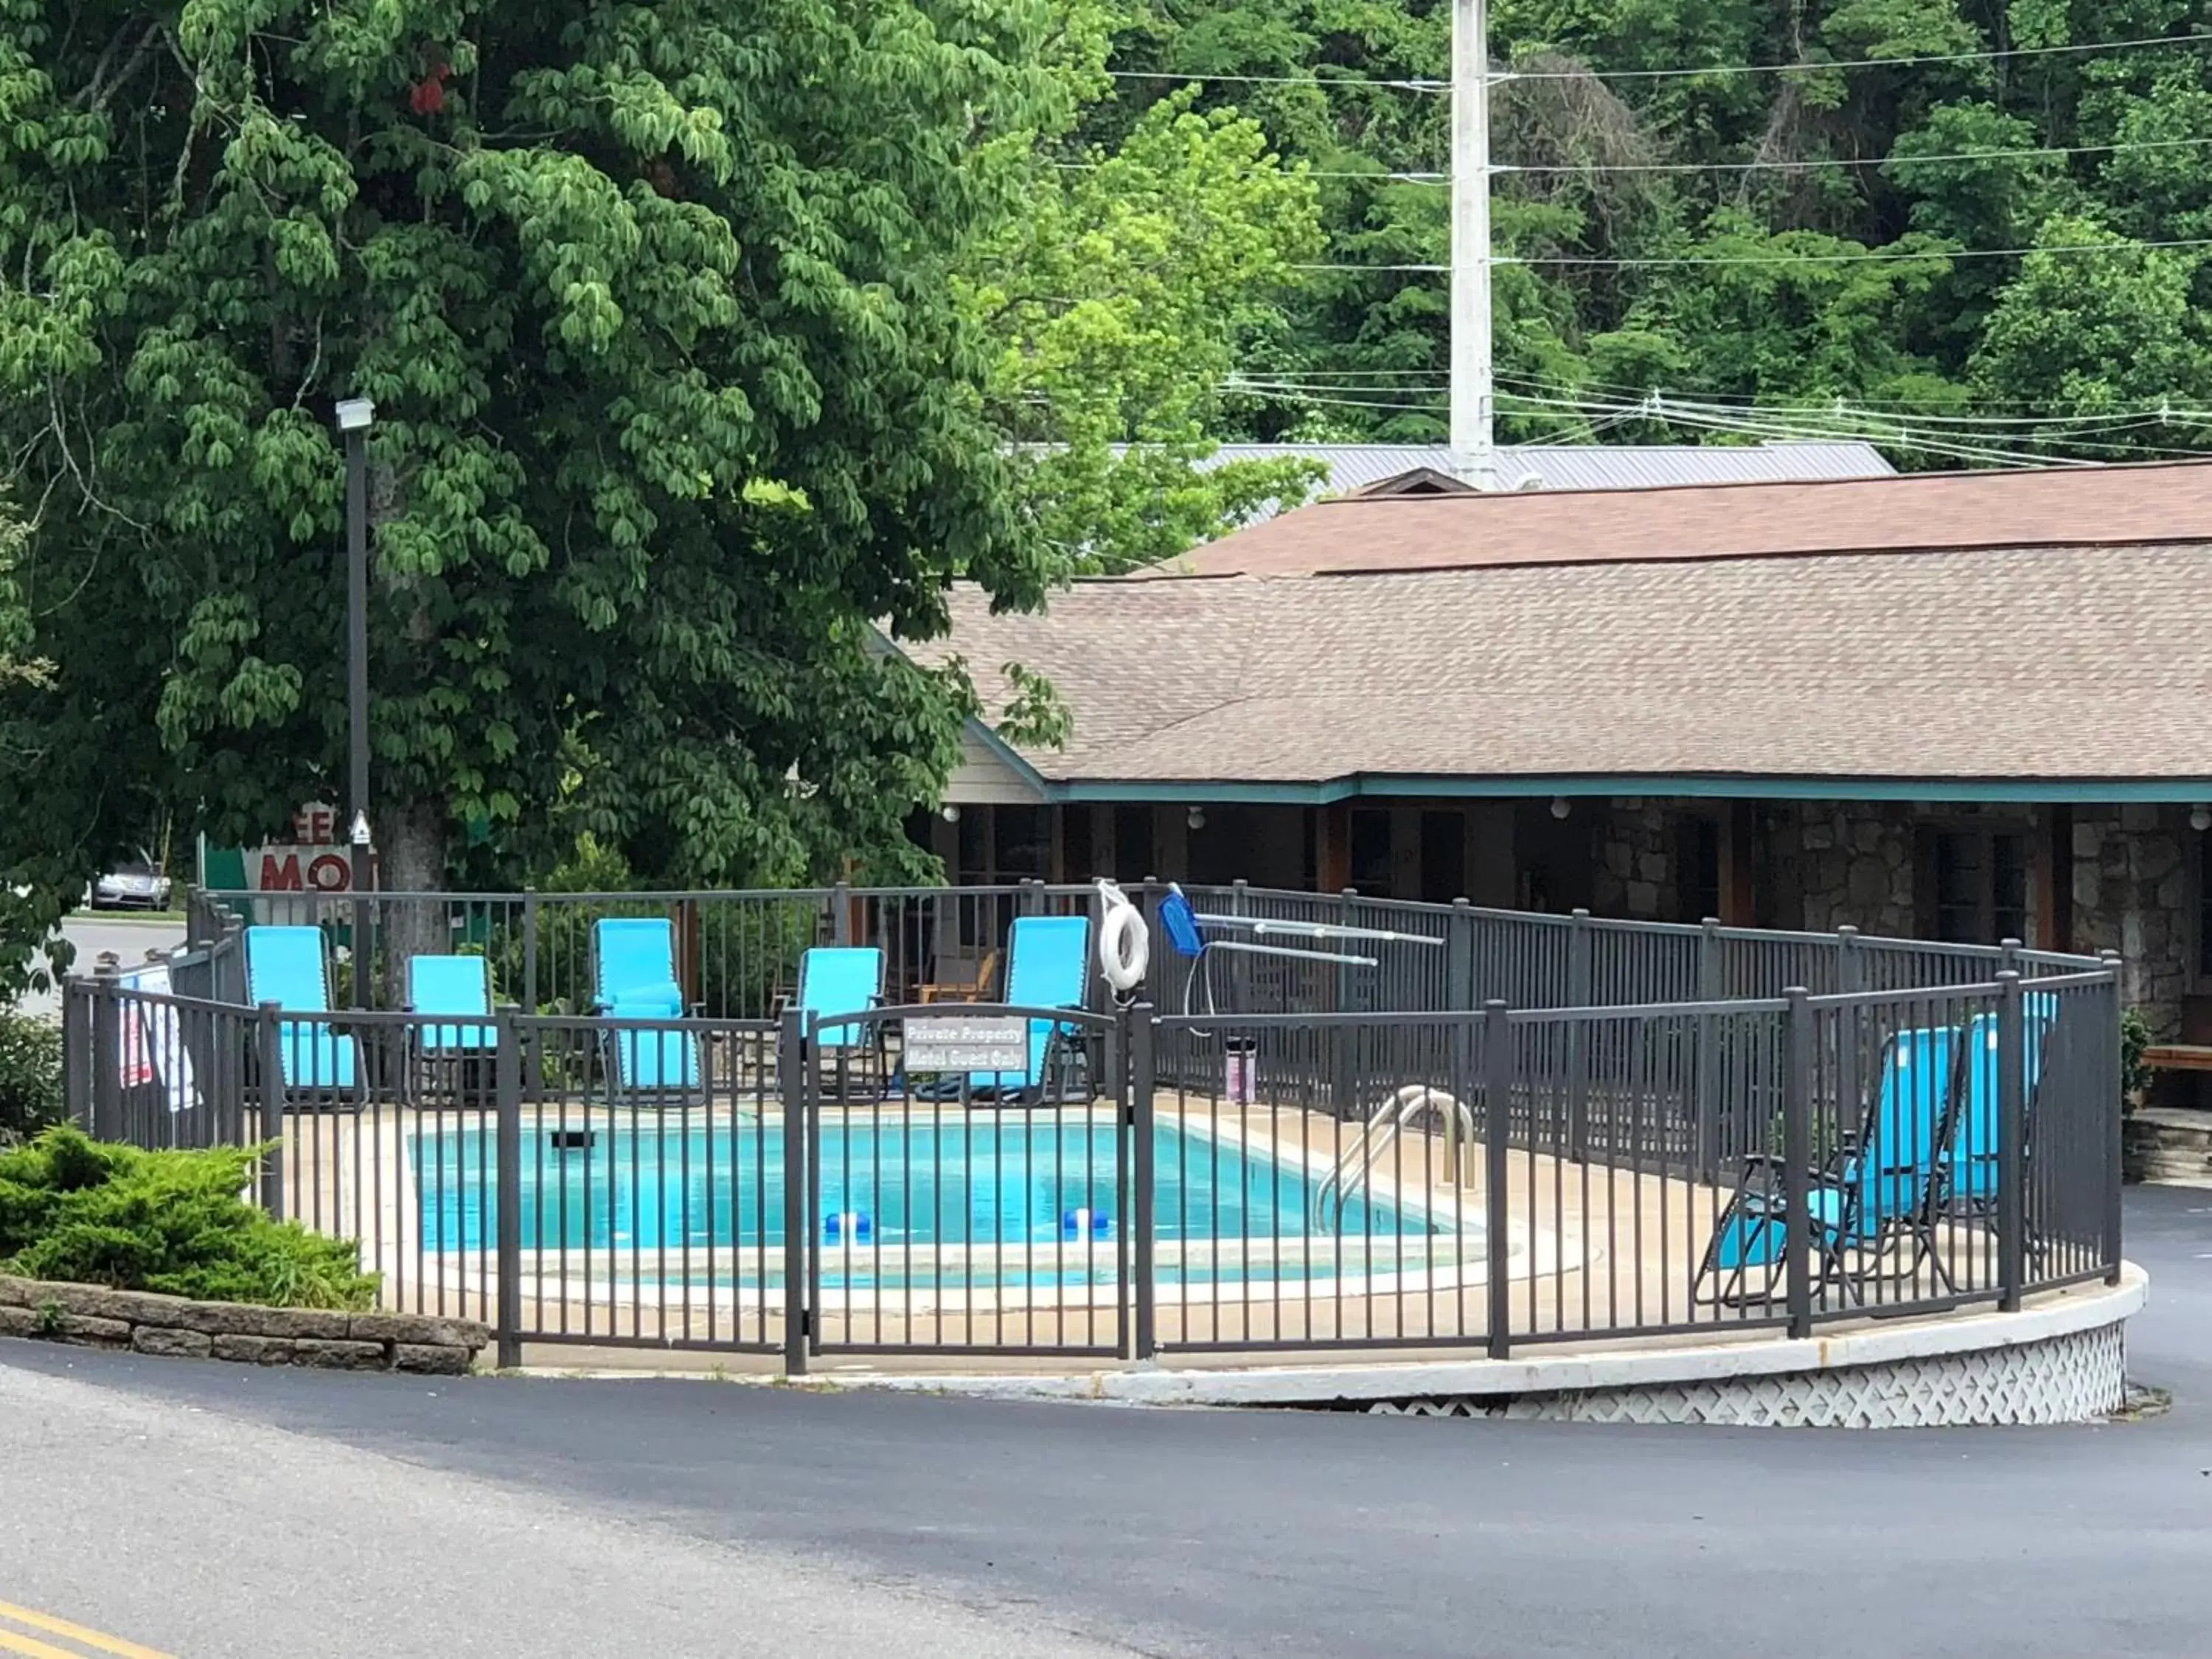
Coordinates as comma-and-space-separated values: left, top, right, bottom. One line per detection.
836, 1267, 2146, 1427
1366, 1320, 2128, 1427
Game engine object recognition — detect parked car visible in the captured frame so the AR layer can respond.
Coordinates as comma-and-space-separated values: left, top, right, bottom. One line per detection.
89, 852, 173, 911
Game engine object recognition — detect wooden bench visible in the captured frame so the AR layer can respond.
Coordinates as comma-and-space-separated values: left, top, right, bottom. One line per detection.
2143, 1044, 2212, 1074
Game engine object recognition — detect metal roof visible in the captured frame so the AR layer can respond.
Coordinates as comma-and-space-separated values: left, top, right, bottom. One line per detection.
1171, 442, 1894, 519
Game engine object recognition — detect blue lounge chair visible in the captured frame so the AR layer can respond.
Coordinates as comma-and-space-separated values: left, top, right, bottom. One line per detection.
975, 914, 1092, 1096
1941, 993, 2059, 1217
591, 917, 701, 1093
407, 954, 495, 1100
793, 945, 887, 1096
796, 947, 886, 1048
1696, 1024, 1958, 1307
243, 925, 358, 1093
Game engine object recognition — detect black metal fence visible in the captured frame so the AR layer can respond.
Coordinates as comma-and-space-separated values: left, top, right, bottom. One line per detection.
58, 886, 2121, 1372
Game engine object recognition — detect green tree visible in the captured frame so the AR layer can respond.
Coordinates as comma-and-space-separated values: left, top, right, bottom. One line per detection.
1969, 214, 2212, 452
0, 0, 1060, 961
967, 91, 1328, 572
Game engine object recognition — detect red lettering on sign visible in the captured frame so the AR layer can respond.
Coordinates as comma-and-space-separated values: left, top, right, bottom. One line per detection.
260, 853, 305, 891
307, 853, 351, 892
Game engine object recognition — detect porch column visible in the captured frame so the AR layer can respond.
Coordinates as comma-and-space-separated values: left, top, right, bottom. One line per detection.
1318, 804, 1351, 894
1719, 801, 1757, 925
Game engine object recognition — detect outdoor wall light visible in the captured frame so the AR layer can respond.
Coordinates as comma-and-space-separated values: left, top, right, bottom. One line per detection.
1550, 796, 1571, 820
940, 803, 961, 824
2192, 804, 2211, 833
333, 396, 375, 432
1187, 806, 1207, 830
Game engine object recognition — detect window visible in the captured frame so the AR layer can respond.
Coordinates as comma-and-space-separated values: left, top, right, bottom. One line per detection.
994, 805, 1047, 877
1113, 806, 1155, 881
1420, 811, 1465, 905
1350, 810, 1394, 897
1675, 818, 1721, 924
1931, 829, 2028, 945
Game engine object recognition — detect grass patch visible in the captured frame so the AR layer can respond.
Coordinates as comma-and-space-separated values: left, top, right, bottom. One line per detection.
0, 1125, 380, 1310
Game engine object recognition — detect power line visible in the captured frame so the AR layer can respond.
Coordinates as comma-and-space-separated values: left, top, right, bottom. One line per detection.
1517, 234, 2212, 266
1042, 131, 2212, 187
1295, 234, 2212, 271
1506, 29, 2209, 81
1103, 67, 1441, 91
1489, 366, 2146, 412
1489, 369, 2212, 426
1498, 133, 2212, 175
1046, 159, 1444, 181
1228, 374, 2212, 465
1097, 29, 2208, 93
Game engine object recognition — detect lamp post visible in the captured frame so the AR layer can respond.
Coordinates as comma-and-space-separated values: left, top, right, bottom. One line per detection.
335, 395, 375, 1008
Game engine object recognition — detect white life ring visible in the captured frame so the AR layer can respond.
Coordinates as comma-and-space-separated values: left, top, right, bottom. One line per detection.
1096, 880, 1150, 992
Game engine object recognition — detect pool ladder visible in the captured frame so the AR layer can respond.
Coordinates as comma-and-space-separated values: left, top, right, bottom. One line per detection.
1312, 1085, 1475, 1234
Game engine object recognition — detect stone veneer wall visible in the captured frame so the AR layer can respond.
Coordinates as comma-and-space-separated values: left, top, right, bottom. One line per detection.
1588, 798, 2198, 1035
1590, 800, 1680, 921
2068, 804, 2193, 1037
1775, 802, 1924, 939
0, 1275, 489, 1372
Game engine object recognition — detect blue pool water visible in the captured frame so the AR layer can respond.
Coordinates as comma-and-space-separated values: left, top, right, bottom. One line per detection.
411, 1119, 1472, 1289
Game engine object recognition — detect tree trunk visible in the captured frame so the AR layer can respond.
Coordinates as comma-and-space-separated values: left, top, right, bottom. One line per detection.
379, 798, 448, 1006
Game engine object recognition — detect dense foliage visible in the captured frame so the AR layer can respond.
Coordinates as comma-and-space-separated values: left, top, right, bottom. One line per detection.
0, 0, 1071, 975
1091, 0, 2212, 462
1, 0, 2205, 981
0, 1009, 62, 1142
0, 1126, 379, 1308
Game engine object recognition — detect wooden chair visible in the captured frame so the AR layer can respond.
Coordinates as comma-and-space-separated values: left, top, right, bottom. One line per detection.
919, 947, 1000, 1004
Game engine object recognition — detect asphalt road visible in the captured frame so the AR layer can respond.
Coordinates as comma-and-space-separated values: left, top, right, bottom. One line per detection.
0, 1187, 2206, 1658
15, 914, 186, 1020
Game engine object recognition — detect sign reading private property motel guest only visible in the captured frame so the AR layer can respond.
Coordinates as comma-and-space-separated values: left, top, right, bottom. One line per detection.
902, 1016, 1029, 1074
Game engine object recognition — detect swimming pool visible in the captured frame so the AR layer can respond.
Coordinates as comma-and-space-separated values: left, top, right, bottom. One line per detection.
409, 1113, 1483, 1297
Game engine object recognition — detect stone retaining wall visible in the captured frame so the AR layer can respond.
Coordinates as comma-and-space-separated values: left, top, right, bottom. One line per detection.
0, 1276, 488, 1374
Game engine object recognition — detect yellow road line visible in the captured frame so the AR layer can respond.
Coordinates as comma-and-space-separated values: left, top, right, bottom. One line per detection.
0, 1600, 173, 1659
0, 1627, 87, 1659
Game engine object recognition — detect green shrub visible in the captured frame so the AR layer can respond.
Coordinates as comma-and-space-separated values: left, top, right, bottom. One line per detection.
0, 1125, 379, 1309
0, 1010, 63, 1143
2121, 1006, 2152, 1113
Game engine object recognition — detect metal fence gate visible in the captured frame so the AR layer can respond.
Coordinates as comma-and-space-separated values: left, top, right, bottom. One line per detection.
793, 1002, 1133, 1366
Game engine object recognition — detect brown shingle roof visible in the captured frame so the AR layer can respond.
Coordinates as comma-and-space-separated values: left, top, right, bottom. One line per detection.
929, 541, 2212, 787
1158, 458, 2212, 579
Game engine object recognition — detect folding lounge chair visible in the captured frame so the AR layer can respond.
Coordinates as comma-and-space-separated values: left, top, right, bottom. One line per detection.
1939, 993, 2059, 1239
974, 914, 1093, 1100
1695, 1023, 1958, 1307
591, 917, 702, 1094
407, 954, 496, 1098
792, 945, 887, 1093
243, 925, 359, 1094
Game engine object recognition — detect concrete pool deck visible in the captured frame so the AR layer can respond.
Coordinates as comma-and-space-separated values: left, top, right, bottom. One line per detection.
267, 1091, 2135, 1426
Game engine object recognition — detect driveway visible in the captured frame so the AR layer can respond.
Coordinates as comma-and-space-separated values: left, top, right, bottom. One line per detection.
0, 1188, 2205, 1658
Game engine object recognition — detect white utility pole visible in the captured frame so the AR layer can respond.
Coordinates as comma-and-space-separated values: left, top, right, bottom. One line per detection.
1448, 0, 1495, 488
